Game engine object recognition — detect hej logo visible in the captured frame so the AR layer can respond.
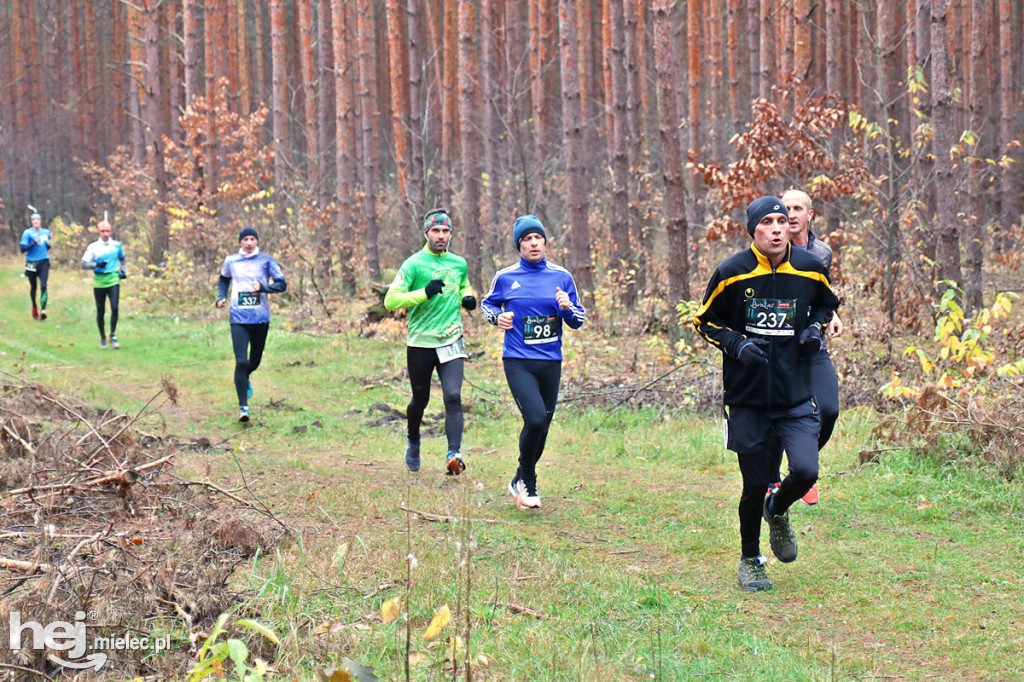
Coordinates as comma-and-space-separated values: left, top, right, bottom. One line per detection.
9, 611, 107, 671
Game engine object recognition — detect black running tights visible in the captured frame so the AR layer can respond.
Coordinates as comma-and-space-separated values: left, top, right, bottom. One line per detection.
406, 346, 464, 452
94, 285, 120, 338
231, 322, 269, 407
504, 358, 561, 486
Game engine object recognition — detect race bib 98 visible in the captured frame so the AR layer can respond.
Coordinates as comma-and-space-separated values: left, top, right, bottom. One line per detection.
745, 298, 797, 337
523, 314, 558, 345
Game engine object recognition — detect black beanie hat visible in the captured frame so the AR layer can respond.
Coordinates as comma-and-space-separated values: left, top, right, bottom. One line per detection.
745, 196, 788, 236
238, 226, 259, 242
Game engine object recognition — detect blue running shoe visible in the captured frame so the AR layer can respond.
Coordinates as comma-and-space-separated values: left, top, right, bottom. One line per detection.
405, 436, 421, 472
238, 406, 251, 423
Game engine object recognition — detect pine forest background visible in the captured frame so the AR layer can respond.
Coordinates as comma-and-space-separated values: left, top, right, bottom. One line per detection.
1, 0, 1022, 319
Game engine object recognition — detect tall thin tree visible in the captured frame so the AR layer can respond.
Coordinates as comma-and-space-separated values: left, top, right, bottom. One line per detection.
653, 0, 691, 319
930, 0, 963, 292
559, 0, 593, 298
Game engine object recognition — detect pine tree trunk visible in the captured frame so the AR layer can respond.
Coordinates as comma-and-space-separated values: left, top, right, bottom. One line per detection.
727, 0, 743, 133
225, 0, 239, 112
332, 0, 357, 294
204, 0, 221, 195
458, 0, 482, 287
931, 0, 963, 293
965, 0, 988, 312
608, 0, 632, 304
143, 0, 169, 264
481, 0, 503, 263
529, 0, 545, 188
318, 0, 335, 209
386, 0, 412, 222
166, 2, 183, 145
236, 0, 250, 114
559, 0, 593, 299
997, 0, 1016, 253
82, 0, 97, 161
406, 0, 427, 220
793, 0, 811, 102
111, 0, 127, 141
254, 1, 267, 110
296, 0, 318, 187
357, 0, 381, 279
441, 0, 458, 204
758, 0, 773, 99
653, 0, 691, 326
270, 0, 289, 197
746, 0, 760, 101
126, 0, 146, 164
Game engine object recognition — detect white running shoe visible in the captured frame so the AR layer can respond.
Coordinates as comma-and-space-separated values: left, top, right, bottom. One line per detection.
510, 478, 540, 510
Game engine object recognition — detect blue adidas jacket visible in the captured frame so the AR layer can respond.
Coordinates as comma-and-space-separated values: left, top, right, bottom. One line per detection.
481, 257, 586, 361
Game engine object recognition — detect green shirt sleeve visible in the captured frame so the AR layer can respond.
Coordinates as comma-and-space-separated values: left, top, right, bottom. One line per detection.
384, 265, 428, 311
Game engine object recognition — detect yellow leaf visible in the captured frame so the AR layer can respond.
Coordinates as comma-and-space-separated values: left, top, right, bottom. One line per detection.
381, 597, 402, 624
422, 604, 451, 640
331, 542, 350, 570
317, 669, 354, 682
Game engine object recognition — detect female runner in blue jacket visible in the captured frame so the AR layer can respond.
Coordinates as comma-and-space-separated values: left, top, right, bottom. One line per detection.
481, 216, 586, 510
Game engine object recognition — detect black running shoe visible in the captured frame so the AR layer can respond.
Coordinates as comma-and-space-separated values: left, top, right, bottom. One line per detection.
763, 490, 798, 563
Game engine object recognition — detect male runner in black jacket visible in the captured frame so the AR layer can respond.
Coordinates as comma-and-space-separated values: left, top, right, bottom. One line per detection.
694, 195, 840, 591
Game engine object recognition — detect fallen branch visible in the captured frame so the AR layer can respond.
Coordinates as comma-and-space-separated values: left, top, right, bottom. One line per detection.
179, 479, 290, 534
0, 663, 57, 682
84, 454, 174, 487
40, 394, 121, 468
399, 505, 501, 525
499, 602, 549, 619
2, 421, 35, 454
0, 556, 52, 573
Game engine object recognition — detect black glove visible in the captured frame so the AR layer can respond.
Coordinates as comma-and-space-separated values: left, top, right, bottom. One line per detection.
799, 323, 824, 353
424, 279, 445, 299
736, 338, 770, 367
94, 259, 108, 268
461, 295, 477, 311
119, 269, 127, 280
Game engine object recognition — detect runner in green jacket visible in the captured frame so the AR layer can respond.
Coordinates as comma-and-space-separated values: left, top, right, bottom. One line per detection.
385, 208, 476, 475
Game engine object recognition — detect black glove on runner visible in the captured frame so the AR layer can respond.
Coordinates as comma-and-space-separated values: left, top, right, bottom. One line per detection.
424, 279, 445, 299
736, 338, 770, 367
798, 323, 824, 352
461, 295, 477, 311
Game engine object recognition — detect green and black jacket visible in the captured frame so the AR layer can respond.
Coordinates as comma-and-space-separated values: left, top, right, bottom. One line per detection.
693, 243, 840, 410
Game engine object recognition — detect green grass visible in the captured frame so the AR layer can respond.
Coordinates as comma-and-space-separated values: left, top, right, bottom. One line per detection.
3, 260, 1023, 680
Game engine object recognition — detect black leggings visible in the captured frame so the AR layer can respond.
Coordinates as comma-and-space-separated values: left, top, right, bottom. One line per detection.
504, 358, 561, 486
770, 347, 840, 480
406, 346, 464, 452
231, 323, 269, 407
94, 285, 120, 338
26, 260, 50, 309
731, 402, 820, 558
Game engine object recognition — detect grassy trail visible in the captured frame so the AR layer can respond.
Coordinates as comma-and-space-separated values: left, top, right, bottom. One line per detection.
2, 260, 1023, 680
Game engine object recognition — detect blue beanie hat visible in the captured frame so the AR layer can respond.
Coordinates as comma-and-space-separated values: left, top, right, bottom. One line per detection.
746, 196, 788, 236
238, 226, 259, 242
513, 215, 546, 248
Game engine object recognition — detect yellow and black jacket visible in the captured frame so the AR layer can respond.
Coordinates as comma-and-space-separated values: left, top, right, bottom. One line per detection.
694, 243, 840, 410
